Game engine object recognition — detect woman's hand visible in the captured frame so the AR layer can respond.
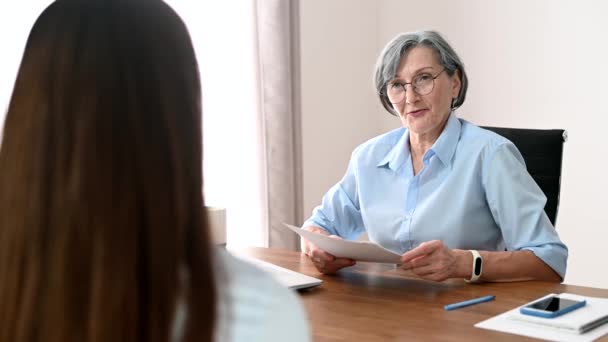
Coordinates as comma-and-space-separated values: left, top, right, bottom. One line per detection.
301, 226, 356, 274
400, 240, 470, 282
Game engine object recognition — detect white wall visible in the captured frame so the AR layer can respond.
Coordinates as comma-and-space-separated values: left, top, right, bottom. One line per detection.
300, 0, 608, 289
300, 0, 396, 219
0, 1, 50, 125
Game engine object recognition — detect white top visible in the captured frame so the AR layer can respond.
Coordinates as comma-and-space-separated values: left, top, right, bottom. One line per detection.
172, 248, 311, 342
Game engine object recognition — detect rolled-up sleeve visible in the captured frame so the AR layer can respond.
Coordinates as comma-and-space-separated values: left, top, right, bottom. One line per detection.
302, 151, 365, 240
483, 142, 568, 280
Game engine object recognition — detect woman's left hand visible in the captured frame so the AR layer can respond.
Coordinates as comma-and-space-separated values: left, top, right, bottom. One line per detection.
399, 240, 469, 282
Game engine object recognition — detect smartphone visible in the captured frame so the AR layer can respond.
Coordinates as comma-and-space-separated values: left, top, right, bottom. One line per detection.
520, 296, 586, 318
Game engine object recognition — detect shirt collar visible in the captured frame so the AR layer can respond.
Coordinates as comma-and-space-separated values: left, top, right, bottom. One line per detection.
429, 112, 461, 167
376, 128, 409, 172
377, 112, 461, 171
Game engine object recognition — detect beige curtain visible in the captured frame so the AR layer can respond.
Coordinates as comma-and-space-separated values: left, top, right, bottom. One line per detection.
253, 0, 302, 249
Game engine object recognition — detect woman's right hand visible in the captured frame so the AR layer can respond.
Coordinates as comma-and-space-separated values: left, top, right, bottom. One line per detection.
300, 226, 356, 274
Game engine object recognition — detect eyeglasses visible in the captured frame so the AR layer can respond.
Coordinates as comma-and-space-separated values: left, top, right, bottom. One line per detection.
383, 68, 446, 104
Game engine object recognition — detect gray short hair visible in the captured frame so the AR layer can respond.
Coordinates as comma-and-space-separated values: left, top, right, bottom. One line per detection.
374, 30, 468, 116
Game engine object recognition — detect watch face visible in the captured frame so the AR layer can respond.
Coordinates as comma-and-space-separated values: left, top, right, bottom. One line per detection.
474, 256, 482, 275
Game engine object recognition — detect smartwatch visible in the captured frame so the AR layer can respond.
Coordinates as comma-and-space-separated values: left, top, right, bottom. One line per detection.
467, 250, 483, 282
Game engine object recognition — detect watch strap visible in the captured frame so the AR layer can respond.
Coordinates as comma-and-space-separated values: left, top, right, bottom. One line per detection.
466, 250, 482, 282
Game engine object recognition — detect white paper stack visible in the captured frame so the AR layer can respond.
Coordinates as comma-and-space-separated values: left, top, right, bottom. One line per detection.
282, 223, 402, 263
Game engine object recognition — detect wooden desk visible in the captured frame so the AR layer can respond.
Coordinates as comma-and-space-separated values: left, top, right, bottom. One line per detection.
238, 247, 608, 342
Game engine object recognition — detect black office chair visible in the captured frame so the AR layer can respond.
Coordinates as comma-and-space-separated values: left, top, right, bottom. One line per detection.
481, 126, 567, 227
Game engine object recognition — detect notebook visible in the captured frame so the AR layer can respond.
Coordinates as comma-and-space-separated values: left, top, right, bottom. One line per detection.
239, 256, 323, 290
476, 293, 608, 342
509, 293, 608, 334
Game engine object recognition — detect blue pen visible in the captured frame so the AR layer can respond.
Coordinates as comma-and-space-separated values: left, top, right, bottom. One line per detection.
444, 295, 496, 311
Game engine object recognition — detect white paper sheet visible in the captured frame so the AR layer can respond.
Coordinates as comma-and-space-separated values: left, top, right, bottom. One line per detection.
475, 293, 608, 342
283, 223, 402, 263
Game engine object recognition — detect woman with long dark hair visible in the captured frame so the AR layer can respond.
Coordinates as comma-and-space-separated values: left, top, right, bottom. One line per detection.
0, 1, 309, 341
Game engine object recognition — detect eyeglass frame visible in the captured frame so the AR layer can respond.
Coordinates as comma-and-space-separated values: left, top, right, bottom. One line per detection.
381, 68, 446, 104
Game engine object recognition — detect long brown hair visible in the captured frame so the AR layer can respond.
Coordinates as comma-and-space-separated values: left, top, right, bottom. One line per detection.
0, 0, 215, 341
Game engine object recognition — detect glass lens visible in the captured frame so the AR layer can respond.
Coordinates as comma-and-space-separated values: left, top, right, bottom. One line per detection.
386, 83, 405, 103
413, 74, 434, 96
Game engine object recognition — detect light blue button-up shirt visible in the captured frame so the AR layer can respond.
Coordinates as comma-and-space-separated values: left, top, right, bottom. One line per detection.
303, 113, 568, 279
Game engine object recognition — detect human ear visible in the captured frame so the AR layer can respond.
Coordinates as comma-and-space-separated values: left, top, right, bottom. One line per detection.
451, 69, 461, 98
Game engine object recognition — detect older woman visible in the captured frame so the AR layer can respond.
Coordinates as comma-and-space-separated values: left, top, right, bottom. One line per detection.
301, 30, 567, 283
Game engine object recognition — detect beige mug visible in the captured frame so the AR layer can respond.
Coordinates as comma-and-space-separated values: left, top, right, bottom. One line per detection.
205, 206, 227, 246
